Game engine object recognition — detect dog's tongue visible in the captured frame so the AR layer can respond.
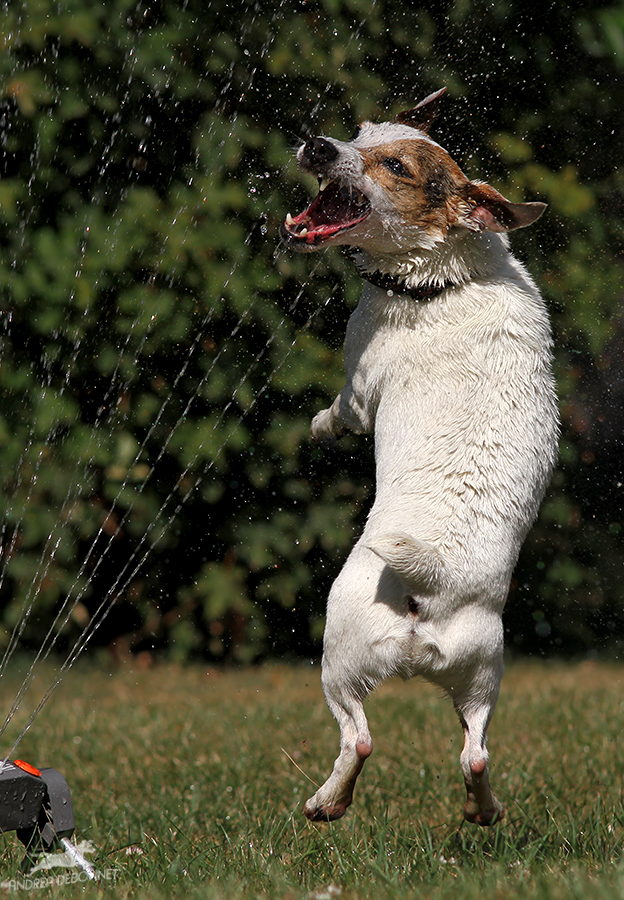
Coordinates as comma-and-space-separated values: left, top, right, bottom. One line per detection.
285, 182, 370, 244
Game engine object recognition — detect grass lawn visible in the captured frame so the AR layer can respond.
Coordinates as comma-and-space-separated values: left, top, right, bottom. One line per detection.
0, 658, 623, 898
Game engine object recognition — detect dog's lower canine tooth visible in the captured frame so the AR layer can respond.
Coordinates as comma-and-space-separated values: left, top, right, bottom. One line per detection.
298, 227, 308, 237
286, 212, 294, 225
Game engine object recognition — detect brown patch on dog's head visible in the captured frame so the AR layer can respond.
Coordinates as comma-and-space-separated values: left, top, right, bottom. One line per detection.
359, 139, 546, 238
360, 139, 471, 237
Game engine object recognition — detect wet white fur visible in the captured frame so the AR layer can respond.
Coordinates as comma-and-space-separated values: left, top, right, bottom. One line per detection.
298, 116, 559, 824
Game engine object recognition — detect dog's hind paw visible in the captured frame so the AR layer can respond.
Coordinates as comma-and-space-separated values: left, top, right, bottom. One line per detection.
303, 796, 349, 822
463, 797, 505, 826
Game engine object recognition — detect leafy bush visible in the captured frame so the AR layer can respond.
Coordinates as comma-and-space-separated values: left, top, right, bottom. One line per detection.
0, 0, 622, 662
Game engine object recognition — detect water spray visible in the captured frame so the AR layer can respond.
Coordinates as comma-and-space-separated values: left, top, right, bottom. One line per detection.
0, 5, 338, 881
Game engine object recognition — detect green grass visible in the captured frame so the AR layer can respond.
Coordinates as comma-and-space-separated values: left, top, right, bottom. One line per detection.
1, 659, 623, 898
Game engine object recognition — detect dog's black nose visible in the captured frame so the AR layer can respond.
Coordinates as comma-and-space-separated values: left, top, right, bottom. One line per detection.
301, 136, 339, 169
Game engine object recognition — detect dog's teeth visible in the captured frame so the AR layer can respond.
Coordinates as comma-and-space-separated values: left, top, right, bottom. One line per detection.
319, 177, 332, 192
286, 212, 294, 225
298, 227, 308, 237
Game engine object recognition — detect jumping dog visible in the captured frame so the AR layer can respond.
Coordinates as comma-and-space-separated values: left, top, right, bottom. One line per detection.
281, 88, 558, 825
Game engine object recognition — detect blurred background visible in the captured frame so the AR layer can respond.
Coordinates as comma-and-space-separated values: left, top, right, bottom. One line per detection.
0, 0, 622, 666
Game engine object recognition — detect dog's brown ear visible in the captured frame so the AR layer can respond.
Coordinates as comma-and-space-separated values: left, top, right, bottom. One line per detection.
459, 182, 547, 232
393, 87, 447, 133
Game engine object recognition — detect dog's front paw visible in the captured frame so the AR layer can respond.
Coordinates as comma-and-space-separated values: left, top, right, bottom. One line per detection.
310, 408, 342, 441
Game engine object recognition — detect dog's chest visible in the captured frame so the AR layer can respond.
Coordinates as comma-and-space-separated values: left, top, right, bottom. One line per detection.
344, 289, 458, 402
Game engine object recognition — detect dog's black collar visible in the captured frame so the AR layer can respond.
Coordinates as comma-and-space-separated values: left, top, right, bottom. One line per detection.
360, 268, 454, 301
347, 249, 455, 302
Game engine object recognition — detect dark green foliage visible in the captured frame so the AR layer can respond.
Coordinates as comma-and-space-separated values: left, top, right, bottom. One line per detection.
0, 0, 622, 662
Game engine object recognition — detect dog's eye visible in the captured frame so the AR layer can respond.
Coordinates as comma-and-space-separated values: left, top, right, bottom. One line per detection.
383, 157, 412, 178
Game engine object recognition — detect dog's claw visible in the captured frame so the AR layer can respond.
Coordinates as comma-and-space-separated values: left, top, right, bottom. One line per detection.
303, 797, 350, 822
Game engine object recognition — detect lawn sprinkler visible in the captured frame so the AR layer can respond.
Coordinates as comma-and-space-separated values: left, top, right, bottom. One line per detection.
0, 758, 96, 879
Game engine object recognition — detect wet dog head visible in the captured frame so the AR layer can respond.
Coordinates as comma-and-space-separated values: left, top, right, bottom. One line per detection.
281, 88, 545, 255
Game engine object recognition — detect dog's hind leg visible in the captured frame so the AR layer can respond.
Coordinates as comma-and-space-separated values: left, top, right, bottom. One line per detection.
303, 550, 387, 822
303, 679, 372, 821
452, 671, 505, 826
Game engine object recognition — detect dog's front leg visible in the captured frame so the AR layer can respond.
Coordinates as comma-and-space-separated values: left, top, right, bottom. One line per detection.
311, 386, 372, 441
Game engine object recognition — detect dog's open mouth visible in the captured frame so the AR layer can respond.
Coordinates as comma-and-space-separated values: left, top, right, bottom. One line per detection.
281, 179, 371, 246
